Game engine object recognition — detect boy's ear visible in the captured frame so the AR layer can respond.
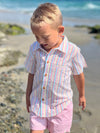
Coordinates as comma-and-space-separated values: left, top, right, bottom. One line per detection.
58, 26, 64, 35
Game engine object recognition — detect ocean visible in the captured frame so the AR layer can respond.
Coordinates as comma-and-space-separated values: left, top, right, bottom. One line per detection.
0, 0, 100, 26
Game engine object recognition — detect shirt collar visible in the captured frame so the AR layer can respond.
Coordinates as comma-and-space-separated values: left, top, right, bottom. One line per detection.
56, 36, 69, 54
35, 35, 69, 54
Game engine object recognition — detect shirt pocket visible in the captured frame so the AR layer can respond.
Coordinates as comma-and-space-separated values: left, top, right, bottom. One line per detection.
51, 63, 71, 86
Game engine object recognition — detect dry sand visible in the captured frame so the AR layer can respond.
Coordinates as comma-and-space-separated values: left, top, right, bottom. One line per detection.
0, 23, 100, 133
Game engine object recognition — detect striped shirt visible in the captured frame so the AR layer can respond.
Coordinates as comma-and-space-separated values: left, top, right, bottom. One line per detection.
25, 36, 87, 117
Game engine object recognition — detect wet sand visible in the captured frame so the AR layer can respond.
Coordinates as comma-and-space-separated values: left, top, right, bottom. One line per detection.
0, 22, 100, 133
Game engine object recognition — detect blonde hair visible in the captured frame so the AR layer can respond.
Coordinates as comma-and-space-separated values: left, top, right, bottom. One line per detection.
31, 3, 63, 28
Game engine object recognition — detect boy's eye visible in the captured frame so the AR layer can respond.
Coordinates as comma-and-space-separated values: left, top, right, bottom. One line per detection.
43, 36, 50, 40
35, 35, 50, 41
43, 37, 49, 40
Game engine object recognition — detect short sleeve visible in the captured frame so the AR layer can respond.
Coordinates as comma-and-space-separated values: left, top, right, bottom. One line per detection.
72, 49, 87, 75
24, 44, 36, 74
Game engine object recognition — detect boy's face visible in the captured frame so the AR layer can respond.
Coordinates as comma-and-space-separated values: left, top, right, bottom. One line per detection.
31, 23, 64, 52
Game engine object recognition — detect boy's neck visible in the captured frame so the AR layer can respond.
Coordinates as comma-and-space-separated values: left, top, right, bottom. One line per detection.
46, 36, 64, 53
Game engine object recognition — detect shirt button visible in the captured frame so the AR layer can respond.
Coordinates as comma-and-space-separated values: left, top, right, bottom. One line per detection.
45, 73, 47, 76
43, 87, 45, 89
47, 61, 49, 63
42, 98, 44, 101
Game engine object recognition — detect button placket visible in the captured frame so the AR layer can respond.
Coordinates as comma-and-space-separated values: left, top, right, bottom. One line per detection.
44, 54, 51, 78
41, 53, 52, 107
42, 86, 46, 102
40, 51, 54, 117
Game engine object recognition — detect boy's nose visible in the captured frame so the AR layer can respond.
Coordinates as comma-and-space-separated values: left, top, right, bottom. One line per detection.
38, 39, 45, 44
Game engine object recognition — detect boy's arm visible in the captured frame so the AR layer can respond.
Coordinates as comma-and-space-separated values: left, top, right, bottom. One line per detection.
26, 73, 34, 112
73, 72, 86, 110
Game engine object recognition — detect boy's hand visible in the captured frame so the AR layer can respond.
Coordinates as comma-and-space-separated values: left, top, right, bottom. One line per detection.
79, 96, 86, 110
26, 96, 30, 113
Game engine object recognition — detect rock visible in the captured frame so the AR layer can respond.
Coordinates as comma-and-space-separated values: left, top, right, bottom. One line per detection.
6, 94, 17, 104
0, 50, 25, 67
16, 121, 22, 126
0, 23, 25, 35
74, 25, 100, 39
95, 34, 100, 39
89, 25, 100, 34
0, 68, 27, 132
0, 103, 6, 107
88, 25, 100, 39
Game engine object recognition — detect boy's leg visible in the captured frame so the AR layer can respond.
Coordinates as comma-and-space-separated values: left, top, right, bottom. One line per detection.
30, 130, 44, 133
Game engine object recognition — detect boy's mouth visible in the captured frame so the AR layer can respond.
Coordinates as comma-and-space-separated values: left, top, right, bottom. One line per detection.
41, 44, 48, 47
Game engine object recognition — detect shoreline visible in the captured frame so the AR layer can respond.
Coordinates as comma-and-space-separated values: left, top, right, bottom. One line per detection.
63, 17, 100, 26
0, 9, 100, 27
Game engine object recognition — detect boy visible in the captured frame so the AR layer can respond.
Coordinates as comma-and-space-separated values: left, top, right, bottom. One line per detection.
25, 3, 87, 133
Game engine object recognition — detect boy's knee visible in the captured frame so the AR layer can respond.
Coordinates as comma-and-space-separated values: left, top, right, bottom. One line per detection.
30, 130, 44, 133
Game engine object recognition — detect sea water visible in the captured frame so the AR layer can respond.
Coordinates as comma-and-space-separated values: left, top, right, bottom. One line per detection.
0, 0, 100, 25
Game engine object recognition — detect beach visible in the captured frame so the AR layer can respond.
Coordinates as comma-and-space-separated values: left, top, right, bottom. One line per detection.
0, 18, 100, 133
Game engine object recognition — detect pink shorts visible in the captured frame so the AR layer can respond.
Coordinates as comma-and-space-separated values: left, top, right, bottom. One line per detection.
30, 102, 73, 133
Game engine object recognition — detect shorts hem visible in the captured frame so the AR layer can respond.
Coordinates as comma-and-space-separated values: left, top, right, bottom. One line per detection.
30, 127, 46, 131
